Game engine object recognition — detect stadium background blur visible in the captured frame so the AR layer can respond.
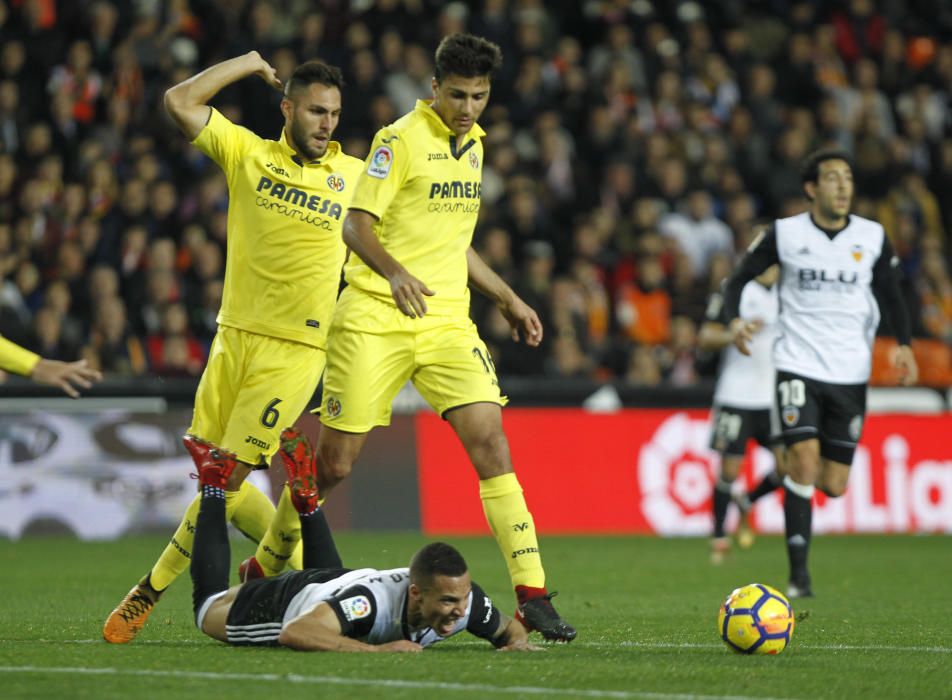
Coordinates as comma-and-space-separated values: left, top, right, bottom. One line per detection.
2, 0, 951, 389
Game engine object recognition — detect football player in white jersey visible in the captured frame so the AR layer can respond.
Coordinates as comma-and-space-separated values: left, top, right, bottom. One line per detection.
189, 427, 538, 652
722, 150, 917, 598
700, 263, 784, 564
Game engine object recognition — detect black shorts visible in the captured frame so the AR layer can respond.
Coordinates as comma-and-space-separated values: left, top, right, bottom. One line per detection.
775, 370, 867, 465
709, 405, 779, 456
225, 567, 350, 645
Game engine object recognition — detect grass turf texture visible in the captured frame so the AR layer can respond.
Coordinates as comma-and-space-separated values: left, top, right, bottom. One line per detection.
1, 534, 949, 699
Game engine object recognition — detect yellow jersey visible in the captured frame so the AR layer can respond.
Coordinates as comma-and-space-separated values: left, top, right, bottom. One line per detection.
345, 99, 485, 316
0, 336, 39, 375
193, 108, 363, 349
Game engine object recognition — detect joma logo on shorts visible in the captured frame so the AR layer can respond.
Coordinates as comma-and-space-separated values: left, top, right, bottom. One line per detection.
245, 435, 270, 449
511, 547, 539, 559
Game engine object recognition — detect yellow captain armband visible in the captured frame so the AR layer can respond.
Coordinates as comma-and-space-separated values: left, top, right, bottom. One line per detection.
0, 336, 41, 377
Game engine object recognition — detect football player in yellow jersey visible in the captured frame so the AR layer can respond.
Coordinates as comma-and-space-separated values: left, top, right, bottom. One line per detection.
244, 34, 576, 642
0, 335, 101, 396
103, 52, 363, 643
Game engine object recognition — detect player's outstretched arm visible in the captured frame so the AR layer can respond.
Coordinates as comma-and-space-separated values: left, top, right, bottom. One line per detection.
0, 336, 103, 398
278, 603, 422, 652
31, 359, 103, 399
342, 209, 434, 318
164, 51, 281, 140
466, 247, 543, 346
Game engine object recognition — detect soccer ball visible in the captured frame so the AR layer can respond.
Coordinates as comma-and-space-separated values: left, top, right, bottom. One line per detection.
717, 583, 795, 654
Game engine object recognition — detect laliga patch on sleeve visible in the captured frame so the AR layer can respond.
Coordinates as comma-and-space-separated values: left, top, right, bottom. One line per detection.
367, 145, 393, 179
339, 595, 372, 621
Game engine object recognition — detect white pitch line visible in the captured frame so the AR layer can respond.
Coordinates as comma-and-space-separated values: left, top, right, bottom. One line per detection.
449, 639, 952, 654
0, 666, 800, 700
5, 638, 952, 654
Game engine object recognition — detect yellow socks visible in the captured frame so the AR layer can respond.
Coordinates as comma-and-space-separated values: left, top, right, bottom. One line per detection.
229, 479, 278, 544
253, 485, 304, 576
147, 480, 273, 591
479, 472, 545, 589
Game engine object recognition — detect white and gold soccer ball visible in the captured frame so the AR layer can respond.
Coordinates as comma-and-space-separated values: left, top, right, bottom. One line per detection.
717, 583, 795, 655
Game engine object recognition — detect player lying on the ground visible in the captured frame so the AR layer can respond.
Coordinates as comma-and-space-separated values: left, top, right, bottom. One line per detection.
190, 427, 539, 652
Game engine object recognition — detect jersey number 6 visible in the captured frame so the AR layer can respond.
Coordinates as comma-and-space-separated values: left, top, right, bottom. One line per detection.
260, 398, 282, 428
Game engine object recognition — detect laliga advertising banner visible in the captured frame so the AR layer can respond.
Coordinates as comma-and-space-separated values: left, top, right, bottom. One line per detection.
416, 409, 952, 535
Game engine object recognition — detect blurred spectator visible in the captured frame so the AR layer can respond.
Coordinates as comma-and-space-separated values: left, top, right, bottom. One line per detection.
0, 79, 23, 153
83, 295, 146, 376
918, 243, 952, 344
385, 42, 432, 115
658, 189, 733, 279
31, 306, 78, 361
48, 40, 103, 125
624, 345, 663, 386
658, 315, 699, 386
146, 302, 204, 375
616, 253, 671, 346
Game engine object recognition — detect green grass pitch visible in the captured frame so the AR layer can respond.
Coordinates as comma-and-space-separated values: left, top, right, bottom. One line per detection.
1, 533, 949, 699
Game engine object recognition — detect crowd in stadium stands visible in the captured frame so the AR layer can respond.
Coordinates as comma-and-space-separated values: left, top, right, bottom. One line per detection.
0, 0, 950, 384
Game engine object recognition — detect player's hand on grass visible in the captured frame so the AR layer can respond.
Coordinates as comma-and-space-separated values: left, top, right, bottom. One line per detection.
498, 295, 543, 346
31, 358, 103, 398
249, 51, 282, 90
377, 640, 423, 653
497, 638, 544, 652
494, 615, 543, 651
389, 270, 435, 318
729, 318, 759, 356
892, 344, 918, 386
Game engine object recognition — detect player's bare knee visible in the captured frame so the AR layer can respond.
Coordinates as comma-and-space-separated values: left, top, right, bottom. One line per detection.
818, 482, 847, 498
317, 450, 354, 487
323, 461, 352, 486
787, 445, 819, 483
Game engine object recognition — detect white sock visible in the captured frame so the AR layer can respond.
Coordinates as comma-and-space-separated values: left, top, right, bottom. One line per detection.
783, 474, 815, 499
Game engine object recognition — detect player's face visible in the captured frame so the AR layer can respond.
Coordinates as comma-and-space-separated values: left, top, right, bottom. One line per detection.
810, 158, 853, 221
430, 75, 491, 137
281, 82, 342, 161
409, 572, 471, 637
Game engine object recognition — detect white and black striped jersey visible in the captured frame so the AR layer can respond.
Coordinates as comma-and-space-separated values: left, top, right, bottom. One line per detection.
723, 212, 910, 385
224, 566, 503, 647
706, 279, 778, 408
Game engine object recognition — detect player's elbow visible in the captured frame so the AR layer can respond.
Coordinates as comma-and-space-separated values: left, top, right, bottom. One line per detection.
277, 627, 313, 651
341, 220, 358, 251
163, 86, 183, 118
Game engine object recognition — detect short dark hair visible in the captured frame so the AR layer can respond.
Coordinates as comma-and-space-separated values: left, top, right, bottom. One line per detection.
285, 60, 345, 97
800, 148, 852, 187
434, 33, 503, 82
409, 542, 468, 587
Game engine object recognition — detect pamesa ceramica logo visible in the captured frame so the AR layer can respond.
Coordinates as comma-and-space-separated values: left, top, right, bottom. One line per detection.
637, 412, 719, 535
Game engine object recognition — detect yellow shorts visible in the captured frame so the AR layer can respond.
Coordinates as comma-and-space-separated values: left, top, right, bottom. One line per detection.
319, 289, 506, 433
189, 325, 325, 465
